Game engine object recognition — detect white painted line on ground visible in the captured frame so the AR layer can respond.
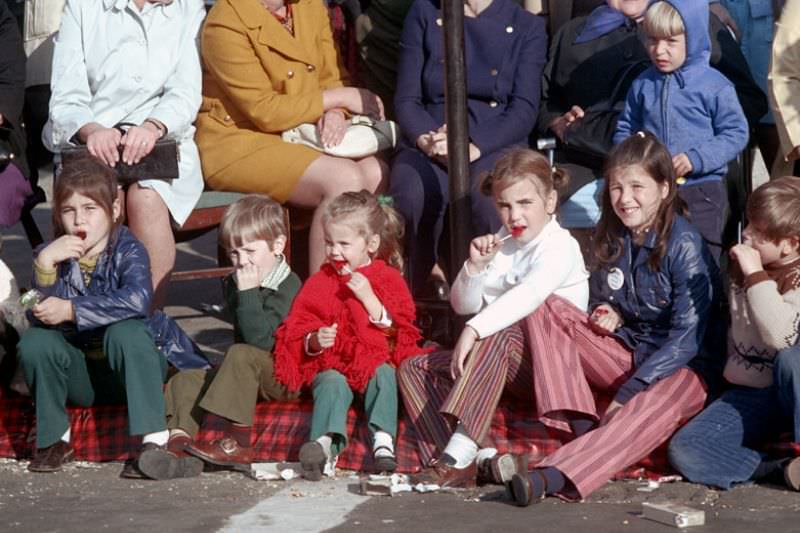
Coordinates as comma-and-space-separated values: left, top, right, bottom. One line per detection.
219, 477, 369, 532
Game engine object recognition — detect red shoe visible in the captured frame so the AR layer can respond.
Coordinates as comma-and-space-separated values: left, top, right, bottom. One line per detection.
186, 437, 253, 471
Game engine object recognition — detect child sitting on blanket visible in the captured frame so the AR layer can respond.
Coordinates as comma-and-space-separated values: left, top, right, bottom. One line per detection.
17, 156, 208, 477
273, 190, 426, 480
670, 176, 800, 491
138, 194, 302, 480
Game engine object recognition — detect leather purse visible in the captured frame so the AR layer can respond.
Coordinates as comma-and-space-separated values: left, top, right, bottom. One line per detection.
60, 138, 180, 185
0, 126, 16, 173
281, 115, 398, 159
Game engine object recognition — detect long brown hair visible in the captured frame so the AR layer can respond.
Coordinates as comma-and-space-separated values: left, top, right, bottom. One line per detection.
593, 131, 687, 271
480, 147, 569, 199
323, 190, 405, 270
53, 155, 119, 238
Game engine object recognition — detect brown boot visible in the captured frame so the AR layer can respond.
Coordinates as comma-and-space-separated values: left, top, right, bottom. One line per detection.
28, 441, 74, 473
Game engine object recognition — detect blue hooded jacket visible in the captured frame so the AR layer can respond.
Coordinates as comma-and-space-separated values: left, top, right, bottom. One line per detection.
613, 0, 749, 184
30, 225, 209, 370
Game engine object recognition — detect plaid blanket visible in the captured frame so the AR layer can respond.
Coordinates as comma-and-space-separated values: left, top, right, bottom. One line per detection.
0, 388, 676, 479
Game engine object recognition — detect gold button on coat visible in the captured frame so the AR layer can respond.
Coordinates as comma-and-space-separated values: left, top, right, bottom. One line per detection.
490, 68, 498, 76
489, 100, 498, 108
287, 70, 294, 78
306, 64, 315, 72
506, 26, 513, 33
435, 17, 442, 26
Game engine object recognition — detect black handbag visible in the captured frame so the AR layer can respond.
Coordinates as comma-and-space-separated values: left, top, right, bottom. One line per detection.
61, 138, 180, 185
0, 126, 16, 172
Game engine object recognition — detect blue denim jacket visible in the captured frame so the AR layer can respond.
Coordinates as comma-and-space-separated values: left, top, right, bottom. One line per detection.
31, 225, 209, 370
590, 216, 722, 401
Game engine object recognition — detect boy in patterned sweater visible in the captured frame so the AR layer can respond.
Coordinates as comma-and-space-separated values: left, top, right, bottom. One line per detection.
670, 176, 800, 490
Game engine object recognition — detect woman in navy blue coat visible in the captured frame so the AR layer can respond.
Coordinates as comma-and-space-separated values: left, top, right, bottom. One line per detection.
388, 0, 547, 297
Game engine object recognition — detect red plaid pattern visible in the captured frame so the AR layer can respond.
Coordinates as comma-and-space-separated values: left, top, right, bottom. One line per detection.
2, 388, 764, 478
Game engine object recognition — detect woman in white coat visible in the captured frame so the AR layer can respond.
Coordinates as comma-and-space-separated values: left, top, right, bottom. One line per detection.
44, 0, 205, 307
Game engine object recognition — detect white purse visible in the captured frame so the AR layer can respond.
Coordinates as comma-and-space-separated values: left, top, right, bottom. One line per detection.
281, 115, 398, 159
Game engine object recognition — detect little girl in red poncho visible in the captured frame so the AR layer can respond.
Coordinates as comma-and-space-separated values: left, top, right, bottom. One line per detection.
274, 190, 425, 479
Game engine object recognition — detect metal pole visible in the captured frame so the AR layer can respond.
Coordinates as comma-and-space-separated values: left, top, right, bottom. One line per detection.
442, 0, 471, 296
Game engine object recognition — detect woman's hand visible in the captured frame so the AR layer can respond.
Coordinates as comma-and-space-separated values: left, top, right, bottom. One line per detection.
729, 243, 764, 276
32, 297, 75, 326
36, 235, 86, 270
467, 233, 502, 273
589, 304, 622, 335
120, 125, 160, 165
548, 105, 585, 142
80, 124, 122, 167
450, 325, 479, 379
323, 87, 385, 120
317, 109, 348, 148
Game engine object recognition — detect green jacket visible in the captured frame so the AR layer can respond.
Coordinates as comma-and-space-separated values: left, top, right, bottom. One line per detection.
223, 272, 301, 352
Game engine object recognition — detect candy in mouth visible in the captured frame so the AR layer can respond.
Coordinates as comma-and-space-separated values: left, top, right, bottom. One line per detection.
332, 259, 351, 274
510, 226, 525, 237
76, 230, 87, 240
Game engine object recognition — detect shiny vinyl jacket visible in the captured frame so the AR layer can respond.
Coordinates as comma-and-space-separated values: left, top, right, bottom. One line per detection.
590, 216, 723, 397
31, 226, 209, 369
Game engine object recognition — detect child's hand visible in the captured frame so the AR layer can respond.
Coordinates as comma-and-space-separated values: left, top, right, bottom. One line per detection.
589, 304, 622, 335
315, 323, 338, 350
37, 235, 86, 270
450, 325, 478, 380
467, 234, 501, 272
234, 263, 261, 291
672, 153, 693, 178
729, 243, 764, 276
346, 272, 375, 301
32, 297, 75, 325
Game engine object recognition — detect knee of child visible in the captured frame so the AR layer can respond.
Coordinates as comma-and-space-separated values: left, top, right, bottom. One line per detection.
667, 427, 706, 476
313, 370, 351, 398
17, 328, 61, 365
104, 319, 148, 345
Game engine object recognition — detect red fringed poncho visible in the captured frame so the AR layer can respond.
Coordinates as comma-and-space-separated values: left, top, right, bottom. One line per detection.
274, 260, 427, 393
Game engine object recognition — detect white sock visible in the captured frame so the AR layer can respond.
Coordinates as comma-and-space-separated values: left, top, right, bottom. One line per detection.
143, 430, 169, 447
442, 423, 478, 468
373, 430, 394, 457
475, 447, 498, 467
315, 434, 332, 459
60, 428, 71, 444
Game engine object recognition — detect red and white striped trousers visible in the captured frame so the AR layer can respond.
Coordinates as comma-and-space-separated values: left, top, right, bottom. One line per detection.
399, 295, 707, 498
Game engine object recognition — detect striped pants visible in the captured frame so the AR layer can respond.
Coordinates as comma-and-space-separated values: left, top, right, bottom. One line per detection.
399, 295, 708, 498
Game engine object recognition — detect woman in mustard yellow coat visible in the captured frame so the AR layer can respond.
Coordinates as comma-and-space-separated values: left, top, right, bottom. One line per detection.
197, 0, 387, 271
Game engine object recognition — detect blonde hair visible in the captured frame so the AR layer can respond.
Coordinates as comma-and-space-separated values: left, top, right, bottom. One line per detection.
219, 194, 286, 251
479, 147, 568, 199
322, 190, 405, 270
643, 1, 685, 39
746, 176, 800, 242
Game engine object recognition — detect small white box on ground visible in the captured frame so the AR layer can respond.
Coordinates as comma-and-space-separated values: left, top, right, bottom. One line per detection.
641, 502, 705, 528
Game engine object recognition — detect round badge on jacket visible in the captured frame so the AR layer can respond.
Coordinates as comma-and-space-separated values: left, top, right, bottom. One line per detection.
607, 267, 624, 290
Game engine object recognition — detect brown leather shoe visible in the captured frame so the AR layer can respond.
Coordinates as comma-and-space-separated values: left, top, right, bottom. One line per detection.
186, 437, 253, 471
410, 458, 477, 489
784, 457, 800, 491
137, 445, 204, 480
478, 453, 529, 486
28, 441, 75, 473
509, 471, 546, 507
166, 434, 193, 458
121, 442, 165, 479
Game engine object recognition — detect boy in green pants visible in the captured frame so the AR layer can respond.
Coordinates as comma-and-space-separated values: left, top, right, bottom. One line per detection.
138, 195, 301, 479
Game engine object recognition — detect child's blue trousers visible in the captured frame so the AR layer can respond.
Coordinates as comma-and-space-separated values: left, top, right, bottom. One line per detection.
668, 345, 800, 489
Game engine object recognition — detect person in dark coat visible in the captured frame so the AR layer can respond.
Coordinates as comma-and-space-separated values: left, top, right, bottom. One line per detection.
388, 0, 548, 298
0, 0, 32, 227
538, 0, 766, 202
